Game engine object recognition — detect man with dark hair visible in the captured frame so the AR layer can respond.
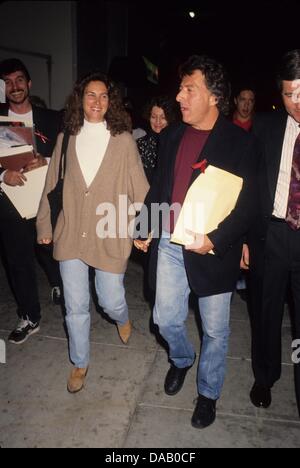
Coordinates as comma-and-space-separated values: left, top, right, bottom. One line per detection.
0, 57, 31, 82
232, 85, 256, 132
247, 49, 300, 414
135, 55, 259, 428
0, 58, 62, 344
231, 84, 257, 301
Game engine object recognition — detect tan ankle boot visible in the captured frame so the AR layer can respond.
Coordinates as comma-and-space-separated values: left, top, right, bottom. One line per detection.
117, 320, 132, 344
67, 367, 88, 393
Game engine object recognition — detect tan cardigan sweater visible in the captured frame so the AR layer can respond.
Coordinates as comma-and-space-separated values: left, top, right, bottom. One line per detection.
37, 131, 149, 273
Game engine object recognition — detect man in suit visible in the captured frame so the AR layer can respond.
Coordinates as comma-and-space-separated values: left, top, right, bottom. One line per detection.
135, 55, 259, 429
0, 58, 62, 344
246, 49, 300, 414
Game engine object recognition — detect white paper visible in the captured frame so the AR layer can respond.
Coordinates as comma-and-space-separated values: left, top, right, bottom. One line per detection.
1, 165, 48, 219
0, 144, 33, 157
0, 115, 32, 126
0, 80, 5, 103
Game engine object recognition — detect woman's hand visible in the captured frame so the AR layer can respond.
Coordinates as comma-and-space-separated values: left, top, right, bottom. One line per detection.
134, 236, 152, 253
38, 238, 52, 245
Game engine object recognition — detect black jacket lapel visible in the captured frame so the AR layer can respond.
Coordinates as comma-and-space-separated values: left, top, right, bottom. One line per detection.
189, 114, 227, 186
266, 113, 288, 201
0, 104, 9, 116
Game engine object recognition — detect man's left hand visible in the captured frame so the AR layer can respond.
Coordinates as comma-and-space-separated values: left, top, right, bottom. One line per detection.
184, 231, 214, 255
24, 154, 48, 172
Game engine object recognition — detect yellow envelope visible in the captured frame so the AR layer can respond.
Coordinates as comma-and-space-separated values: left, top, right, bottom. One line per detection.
171, 165, 243, 249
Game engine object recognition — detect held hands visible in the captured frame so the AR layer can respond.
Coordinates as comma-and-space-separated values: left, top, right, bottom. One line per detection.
23, 154, 48, 173
184, 230, 214, 255
240, 244, 250, 270
37, 238, 52, 245
134, 235, 152, 253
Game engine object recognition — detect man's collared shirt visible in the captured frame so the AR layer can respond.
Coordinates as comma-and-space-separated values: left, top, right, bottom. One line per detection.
273, 115, 300, 218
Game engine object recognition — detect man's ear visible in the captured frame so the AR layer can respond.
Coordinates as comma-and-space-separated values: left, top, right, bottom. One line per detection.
209, 95, 218, 106
234, 97, 237, 106
28, 80, 32, 90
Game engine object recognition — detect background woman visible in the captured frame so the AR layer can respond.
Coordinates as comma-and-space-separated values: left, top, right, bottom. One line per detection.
137, 95, 178, 184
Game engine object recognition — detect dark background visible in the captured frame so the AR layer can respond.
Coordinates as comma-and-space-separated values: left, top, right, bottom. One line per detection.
77, 0, 300, 113
2, 0, 297, 114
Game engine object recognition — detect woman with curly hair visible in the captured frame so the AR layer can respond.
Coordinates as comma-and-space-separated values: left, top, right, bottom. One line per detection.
137, 95, 178, 184
36, 71, 149, 393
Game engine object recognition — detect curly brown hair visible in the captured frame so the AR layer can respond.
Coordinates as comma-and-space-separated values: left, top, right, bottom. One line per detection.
63, 71, 131, 136
143, 95, 179, 125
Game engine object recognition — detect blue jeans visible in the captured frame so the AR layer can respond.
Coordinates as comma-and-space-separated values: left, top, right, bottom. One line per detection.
154, 234, 232, 400
60, 259, 128, 368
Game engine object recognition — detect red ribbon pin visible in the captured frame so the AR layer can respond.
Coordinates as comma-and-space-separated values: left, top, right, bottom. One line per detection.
34, 130, 50, 144
192, 158, 208, 173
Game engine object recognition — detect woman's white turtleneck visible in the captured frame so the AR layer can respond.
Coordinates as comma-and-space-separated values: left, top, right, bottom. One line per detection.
76, 119, 110, 187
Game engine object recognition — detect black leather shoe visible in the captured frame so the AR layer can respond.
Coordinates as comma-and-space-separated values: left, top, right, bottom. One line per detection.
164, 363, 193, 396
191, 394, 216, 429
250, 382, 271, 408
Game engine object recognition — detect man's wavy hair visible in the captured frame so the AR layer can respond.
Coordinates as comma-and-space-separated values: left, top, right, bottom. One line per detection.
179, 55, 231, 115
64, 71, 131, 135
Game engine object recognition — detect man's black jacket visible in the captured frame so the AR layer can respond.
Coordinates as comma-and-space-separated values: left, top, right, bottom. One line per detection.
247, 110, 289, 269
142, 114, 260, 297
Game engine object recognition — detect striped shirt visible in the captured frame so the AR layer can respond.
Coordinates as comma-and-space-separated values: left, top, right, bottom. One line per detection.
273, 116, 300, 218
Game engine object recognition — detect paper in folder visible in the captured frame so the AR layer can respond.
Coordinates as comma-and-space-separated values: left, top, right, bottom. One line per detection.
171, 165, 243, 248
0, 123, 35, 171
1, 165, 48, 220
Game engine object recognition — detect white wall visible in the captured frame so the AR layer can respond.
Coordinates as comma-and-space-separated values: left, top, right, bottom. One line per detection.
0, 1, 76, 110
